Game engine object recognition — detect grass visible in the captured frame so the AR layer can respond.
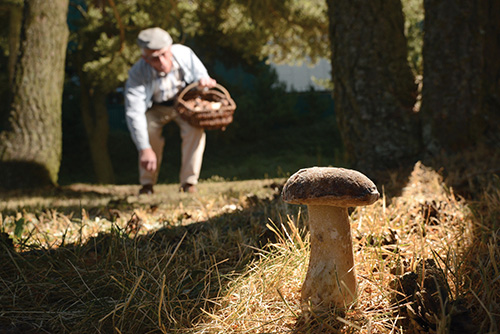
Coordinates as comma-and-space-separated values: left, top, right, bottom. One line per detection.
0, 147, 499, 333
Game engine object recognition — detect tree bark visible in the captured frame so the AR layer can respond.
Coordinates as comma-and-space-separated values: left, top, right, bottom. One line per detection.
7, 2, 23, 85
420, 0, 495, 153
482, 0, 500, 145
327, 0, 421, 173
0, 0, 69, 189
79, 79, 115, 184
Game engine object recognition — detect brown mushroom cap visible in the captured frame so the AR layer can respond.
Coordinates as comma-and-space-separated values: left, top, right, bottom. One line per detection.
282, 167, 380, 207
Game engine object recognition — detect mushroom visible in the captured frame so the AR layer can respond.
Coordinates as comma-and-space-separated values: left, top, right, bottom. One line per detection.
282, 167, 379, 310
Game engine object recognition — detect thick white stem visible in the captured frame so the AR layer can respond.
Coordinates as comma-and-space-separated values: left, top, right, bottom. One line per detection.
301, 205, 356, 309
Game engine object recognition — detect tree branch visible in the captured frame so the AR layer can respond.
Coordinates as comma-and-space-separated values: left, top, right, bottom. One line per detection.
106, 0, 125, 52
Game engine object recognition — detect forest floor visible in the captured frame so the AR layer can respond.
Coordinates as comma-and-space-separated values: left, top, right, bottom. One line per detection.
0, 146, 499, 333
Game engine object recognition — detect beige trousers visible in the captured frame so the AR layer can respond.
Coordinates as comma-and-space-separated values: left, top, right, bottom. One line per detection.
139, 104, 206, 186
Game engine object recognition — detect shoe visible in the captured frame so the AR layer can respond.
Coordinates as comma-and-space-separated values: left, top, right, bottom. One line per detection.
139, 184, 154, 195
180, 183, 197, 193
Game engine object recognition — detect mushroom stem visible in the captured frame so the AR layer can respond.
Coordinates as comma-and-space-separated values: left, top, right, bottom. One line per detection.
302, 205, 356, 309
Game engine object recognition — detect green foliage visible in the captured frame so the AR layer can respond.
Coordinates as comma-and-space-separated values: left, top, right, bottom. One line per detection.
68, 1, 143, 92
68, 0, 330, 86
226, 63, 298, 138
194, 62, 340, 182
0, 6, 10, 58
13, 217, 25, 239
190, 0, 330, 65
61, 0, 423, 184
402, 0, 424, 76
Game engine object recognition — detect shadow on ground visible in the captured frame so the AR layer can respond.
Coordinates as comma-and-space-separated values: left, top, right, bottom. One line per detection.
0, 182, 292, 333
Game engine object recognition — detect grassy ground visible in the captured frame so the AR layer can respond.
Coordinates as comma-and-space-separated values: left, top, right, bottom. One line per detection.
0, 147, 499, 333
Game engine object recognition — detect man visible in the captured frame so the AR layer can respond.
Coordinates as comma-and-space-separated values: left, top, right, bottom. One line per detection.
125, 27, 216, 195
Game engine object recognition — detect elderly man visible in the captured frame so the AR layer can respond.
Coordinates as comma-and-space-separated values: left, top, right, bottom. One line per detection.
125, 27, 216, 194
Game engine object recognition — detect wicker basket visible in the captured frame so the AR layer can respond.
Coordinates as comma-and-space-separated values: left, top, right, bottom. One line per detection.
175, 82, 236, 130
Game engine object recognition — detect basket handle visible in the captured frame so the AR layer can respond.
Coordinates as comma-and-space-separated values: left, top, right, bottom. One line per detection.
177, 82, 232, 101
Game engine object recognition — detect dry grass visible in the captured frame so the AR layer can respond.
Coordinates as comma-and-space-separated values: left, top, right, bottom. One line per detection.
0, 149, 499, 333
194, 161, 495, 334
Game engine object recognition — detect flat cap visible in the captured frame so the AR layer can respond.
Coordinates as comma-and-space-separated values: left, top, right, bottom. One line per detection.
282, 167, 379, 207
137, 27, 173, 50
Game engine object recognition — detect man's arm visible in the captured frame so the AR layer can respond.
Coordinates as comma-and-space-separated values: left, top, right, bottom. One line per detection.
199, 77, 217, 88
125, 63, 158, 172
172, 44, 215, 86
124, 62, 152, 151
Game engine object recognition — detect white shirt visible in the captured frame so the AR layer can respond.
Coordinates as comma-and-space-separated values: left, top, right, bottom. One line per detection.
152, 58, 184, 103
125, 44, 211, 150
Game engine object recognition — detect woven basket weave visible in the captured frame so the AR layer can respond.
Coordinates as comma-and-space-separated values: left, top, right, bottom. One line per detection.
175, 83, 236, 130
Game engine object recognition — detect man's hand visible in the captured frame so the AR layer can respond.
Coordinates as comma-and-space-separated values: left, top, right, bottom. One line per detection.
199, 77, 217, 88
140, 148, 157, 172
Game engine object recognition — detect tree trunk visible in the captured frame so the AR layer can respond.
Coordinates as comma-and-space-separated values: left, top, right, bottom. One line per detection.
480, 0, 500, 147
8, 2, 22, 85
482, 0, 500, 145
420, 0, 499, 153
0, 0, 69, 189
327, 0, 421, 173
79, 80, 115, 184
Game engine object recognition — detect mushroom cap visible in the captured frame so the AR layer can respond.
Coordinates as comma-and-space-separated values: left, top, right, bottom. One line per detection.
282, 167, 380, 207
